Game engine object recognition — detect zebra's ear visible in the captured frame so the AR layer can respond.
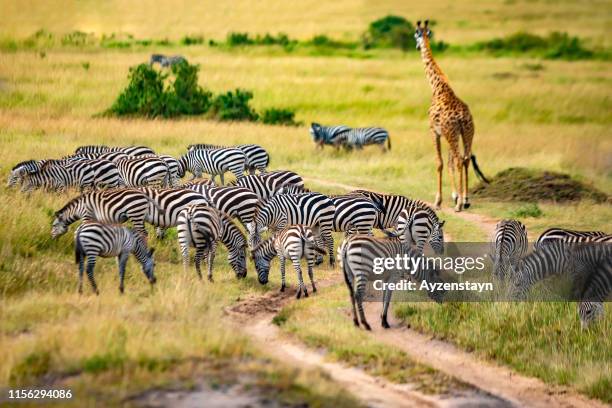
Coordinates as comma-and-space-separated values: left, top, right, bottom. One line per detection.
439, 220, 445, 227
148, 248, 156, 256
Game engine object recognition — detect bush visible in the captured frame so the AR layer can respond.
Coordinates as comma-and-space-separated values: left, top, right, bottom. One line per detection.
227, 32, 253, 46
211, 89, 258, 121
61, 31, 95, 47
261, 108, 298, 126
309, 35, 357, 50
363, 15, 415, 51
509, 203, 543, 218
107, 61, 211, 118
476, 32, 594, 60
180, 35, 204, 46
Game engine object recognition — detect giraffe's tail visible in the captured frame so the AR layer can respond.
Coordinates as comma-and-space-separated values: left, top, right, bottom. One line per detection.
387, 136, 391, 151
471, 154, 490, 184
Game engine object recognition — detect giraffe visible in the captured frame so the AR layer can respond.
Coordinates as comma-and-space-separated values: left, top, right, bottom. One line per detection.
415, 20, 489, 212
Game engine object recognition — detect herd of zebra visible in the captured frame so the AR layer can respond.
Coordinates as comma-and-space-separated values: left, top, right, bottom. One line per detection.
7, 142, 610, 329
310, 123, 391, 151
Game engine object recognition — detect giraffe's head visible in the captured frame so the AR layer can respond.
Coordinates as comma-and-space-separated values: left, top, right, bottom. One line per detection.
414, 20, 432, 50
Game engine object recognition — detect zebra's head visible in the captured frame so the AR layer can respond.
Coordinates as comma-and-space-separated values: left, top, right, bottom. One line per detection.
579, 301, 603, 329
310, 123, 322, 142
142, 247, 157, 285
51, 198, 83, 238
414, 20, 432, 51
508, 259, 529, 300
430, 220, 445, 254
251, 241, 273, 284
228, 245, 247, 279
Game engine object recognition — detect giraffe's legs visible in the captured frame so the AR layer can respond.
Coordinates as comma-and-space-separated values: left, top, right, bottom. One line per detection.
461, 133, 473, 210
432, 130, 443, 209
446, 134, 463, 212
447, 151, 458, 204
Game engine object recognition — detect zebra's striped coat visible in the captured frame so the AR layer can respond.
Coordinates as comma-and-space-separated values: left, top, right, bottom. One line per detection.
115, 156, 170, 188
310, 123, 350, 149
232, 170, 304, 200
395, 201, 445, 254
334, 127, 391, 151
491, 220, 528, 280
178, 147, 246, 184
188, 143, 270, 174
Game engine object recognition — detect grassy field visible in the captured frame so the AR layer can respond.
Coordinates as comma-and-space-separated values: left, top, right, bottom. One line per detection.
1, 0, 611, 405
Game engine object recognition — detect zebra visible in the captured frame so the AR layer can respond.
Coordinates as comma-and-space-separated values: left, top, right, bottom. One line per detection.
115, 156, 170, 187
21, 160, 95, 193
74, 221, 156, 294
395, 201, 445, 255
309, 123, 350, 149
140, 154, 182, 186
579, 255, 611, 328
178, 147, 246, 184
350, 190, 414, 230
535, 228, 609, 250
177, 204, 248, 281
247, 192, 336, 266
69, 151, 131, 163
251, 225, 326, 298
52, 189, 159, 239
150, 54, 186, 67
276, 189, 382, 236
44, 158, 125, 190
75, 145, 155, 157
188, 144, 270, 174
339, 234, 444, 330
334, 127, 391, 152
7, 160, 45, 187
230, 170, 304, 200
183, 182, 261, 229
491, 220, 528, 280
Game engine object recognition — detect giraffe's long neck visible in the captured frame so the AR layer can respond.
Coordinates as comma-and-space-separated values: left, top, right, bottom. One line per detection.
420, 38, 452, 98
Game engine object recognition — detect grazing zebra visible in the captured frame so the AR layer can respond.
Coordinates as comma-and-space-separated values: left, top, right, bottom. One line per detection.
75, 145, 155, 157
350, 190, 413, 230
47, 158, 125, 190
579, 255, 611, 328
252, 225, 326, 298
535, 227, 609, 250
339, 234, 444, 330
177, 204, 248, 281
7, 160, 45, 187
334, 127, 391, 152
178, 147, 246, 184
230, 170, 304, 200
491, 220, 528, 280
21, 160, 95, 193
188, 144, 270, 174
395, 201, 445, 255
150, 54, 186, 67
52, 189, 158, 238
310, 123, 350, 149
248, 192, 336, 266
70, 151, 131, 163
74, 222, 156, 294
183, 182, 260, 228
116, 156, 170, 187
140, 154, 181, 186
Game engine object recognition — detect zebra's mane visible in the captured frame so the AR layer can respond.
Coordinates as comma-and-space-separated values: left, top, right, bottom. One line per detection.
55, 194, 84, 216
409, 199, 440, 223
11, 160, 41, 171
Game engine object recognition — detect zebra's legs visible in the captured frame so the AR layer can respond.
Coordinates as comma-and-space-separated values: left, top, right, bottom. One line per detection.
155, 227, 167, 239
293, 260, 307, 299
180, 241, 190, 273
206, 242, 217, 282
194, 247, 206, 280
381, 287, 394, 329
85, 255, 99, 295
77, 252, 85, 294
219, 173, 225, 186
355, 284, 371, 331
307, 260, 317, 293
322, 231, 335, 267
117, 252, 129, 294
343, 268, 359, 327
278, 255, 286, 292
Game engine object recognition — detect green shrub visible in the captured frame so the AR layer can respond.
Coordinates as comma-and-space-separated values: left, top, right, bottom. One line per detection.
167, 62, 213, 115
363, 15, 415, 51
61, 31, 94, 46
227, 32, 253, 46
180, 35, 204, 46
211, 89, 258, 121
261, 108, 298, 126
309, 35, 357, 49
476, 32, 594, 60
509, 203, 543, 218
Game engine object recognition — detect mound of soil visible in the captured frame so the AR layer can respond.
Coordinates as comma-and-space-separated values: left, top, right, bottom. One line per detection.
472, 167, 608, 203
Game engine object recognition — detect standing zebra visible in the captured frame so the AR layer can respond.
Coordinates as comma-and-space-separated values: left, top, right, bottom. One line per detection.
140, 154, 182, 186
115, 156, 170, 187
231, 170, 304, 200
74, 222, 156, 294
177, 204, 248, 281
252, 225, 326, 298
535, 227, 609, 250
310, 123, 350, 149
150, 54, 186, 67
75, 145, 156, 157
334, 127, 391, 152
52, 189, 158, 238
248, 192, 336, 266
188, 143, 270, 174
350, 190, 413, 230
394, 200, 445, 254
178, 147, 246, 184
183, 182, 261, 229
491, 220, 528, 280
339, 234, 444, 330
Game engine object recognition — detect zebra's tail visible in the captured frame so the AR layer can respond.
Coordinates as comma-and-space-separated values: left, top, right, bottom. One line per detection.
387, 136, 391, 151
470, 154, 490, 184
